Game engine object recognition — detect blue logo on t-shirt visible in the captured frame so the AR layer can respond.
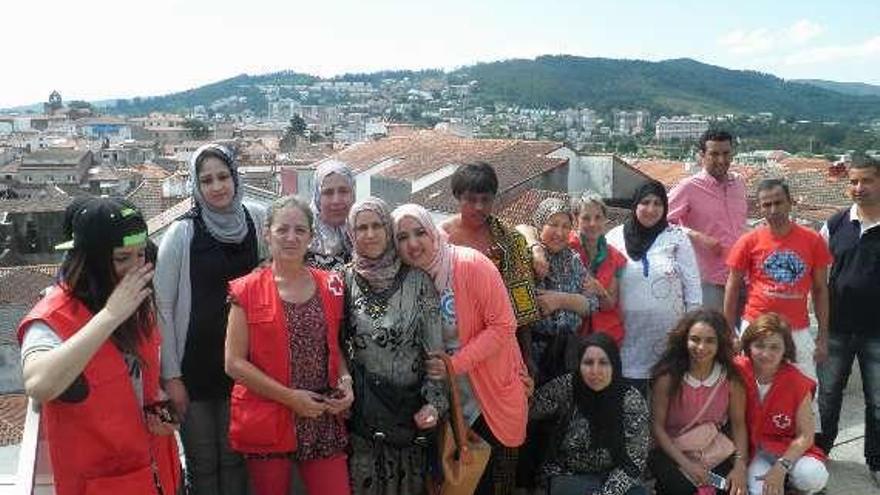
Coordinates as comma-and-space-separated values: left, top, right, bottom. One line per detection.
762, 249, 807, 285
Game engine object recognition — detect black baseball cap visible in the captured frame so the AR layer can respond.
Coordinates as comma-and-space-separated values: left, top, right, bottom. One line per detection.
55, 197, 148, 251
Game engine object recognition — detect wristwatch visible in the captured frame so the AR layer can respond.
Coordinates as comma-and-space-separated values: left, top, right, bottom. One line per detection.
776, 457, 793, 473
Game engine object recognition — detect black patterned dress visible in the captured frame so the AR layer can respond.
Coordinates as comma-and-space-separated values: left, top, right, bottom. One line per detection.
530, 374, 650, 495
344, 267, 447, 495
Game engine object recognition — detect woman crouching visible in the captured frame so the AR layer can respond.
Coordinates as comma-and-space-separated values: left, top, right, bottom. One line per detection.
735, 313, 828, 495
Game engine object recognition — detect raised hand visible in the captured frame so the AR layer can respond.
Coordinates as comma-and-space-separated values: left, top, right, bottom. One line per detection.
104, 263, 154, 325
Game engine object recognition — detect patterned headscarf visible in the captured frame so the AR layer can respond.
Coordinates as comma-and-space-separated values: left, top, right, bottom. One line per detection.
348, 197, 401, 290
532, 197, 573, 229
391, 204, 454, 294
309, 160, 355, 257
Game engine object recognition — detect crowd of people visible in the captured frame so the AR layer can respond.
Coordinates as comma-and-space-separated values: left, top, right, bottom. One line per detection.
15, 131, 880, 495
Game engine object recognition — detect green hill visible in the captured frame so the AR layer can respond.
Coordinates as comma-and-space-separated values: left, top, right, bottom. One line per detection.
452, 56, 880, 121
792, 79, 880, 98
44, 56, 880, 122
113, 71, 317, 115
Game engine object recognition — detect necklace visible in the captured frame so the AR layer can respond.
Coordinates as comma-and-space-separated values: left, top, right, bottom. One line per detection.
352, 267, 408, 320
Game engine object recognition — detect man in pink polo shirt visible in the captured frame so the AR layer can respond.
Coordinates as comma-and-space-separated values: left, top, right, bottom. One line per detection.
668, 129, 748, 311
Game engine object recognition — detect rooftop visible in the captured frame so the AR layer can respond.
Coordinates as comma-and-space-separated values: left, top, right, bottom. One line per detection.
497, 189, 630, 229
0, 394, 26, 447
20, 149, 89, 167
0, 197, 72, 214
324, 129, 564, 181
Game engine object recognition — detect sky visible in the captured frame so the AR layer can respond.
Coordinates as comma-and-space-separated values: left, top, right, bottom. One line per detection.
2, 0, 878, 108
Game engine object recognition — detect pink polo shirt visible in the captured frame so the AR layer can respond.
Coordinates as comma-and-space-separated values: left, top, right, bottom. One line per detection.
668, 170, 748, 285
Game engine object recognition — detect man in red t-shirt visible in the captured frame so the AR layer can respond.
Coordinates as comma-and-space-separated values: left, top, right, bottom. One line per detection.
725, 179, 831, 388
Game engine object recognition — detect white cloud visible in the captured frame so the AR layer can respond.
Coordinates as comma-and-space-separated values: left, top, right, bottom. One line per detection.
719, 19, 826, 56
719, 28, 776, 55
785, 19, 825, 44
784, 35, 880, 65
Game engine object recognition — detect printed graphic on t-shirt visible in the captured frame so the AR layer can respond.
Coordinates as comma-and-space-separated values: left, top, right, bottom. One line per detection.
762, 249, 807, 286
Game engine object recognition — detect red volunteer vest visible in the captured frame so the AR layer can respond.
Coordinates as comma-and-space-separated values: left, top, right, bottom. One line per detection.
734, 356, 826, 461
568, 231, 625, 346
227, 266, 344, 454
17, 287, 180, 495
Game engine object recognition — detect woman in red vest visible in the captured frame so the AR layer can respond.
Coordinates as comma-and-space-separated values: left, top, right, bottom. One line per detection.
18, 197, 181, 495
567, 192, 626, 347
225, 195, 352, 495
734, 313, 828, 495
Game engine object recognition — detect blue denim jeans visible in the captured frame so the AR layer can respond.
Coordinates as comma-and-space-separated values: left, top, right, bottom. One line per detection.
817, 332, 880, 470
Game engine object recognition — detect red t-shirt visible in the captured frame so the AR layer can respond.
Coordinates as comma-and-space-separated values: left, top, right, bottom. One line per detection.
726, 223, 831, 329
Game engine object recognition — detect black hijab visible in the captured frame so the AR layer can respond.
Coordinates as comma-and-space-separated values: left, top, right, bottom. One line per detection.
623, 180, 669, 261
572, 333, 636, 475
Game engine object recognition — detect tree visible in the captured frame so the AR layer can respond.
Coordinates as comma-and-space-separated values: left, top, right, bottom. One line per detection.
183, 119, 211, 139
280, 115, 307, 151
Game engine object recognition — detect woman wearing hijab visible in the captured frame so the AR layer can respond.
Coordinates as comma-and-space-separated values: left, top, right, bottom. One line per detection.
606, 180, 701, 396
392, 203, 528, 495
155, 143, 266, 495
307, 159, 356, 271
530, 333, 649, 495
529, 197, 594, 386
343, 197, 448, 495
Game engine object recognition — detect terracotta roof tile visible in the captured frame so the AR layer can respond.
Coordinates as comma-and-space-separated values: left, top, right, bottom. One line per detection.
124, 163, 171, 180
126, 178, 181, 221
323, 130, 564, 182
497, 189, 630, 229
777, 157, 832, 171
21, 149, 89, 166
629, 160, 693, 189
0, 265, 57, 306
0, 197, 72, 213
743, 168, 849, 208
0, 394, 27, 446
147, 197, 193, 236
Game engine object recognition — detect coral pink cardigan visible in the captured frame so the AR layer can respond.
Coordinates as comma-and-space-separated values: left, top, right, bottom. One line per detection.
449, 246, 528, 447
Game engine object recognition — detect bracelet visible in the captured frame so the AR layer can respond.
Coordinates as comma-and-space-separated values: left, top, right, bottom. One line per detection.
337, 374, 353, 387
776, 457, 793, 473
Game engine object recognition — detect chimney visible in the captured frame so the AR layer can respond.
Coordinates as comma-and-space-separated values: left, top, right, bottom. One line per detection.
827, 160, 847, 178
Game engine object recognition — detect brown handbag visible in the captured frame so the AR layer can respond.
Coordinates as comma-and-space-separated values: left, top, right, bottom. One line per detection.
432, 353, 491, 495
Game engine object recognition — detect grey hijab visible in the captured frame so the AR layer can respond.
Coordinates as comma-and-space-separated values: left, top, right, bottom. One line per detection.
309, 159, 355, 257
348, 197, 401, 290
190, 143, 248, 243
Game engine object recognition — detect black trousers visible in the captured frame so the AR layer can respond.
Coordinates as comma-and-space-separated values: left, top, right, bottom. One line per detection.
648, 448, 733, 495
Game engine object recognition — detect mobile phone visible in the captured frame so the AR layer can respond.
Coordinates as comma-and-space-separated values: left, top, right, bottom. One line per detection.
144, 400, 179, 424
707, 471, 728, 490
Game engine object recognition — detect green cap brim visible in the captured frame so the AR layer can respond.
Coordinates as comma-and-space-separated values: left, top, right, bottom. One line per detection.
54, 240, 74, 251
54, 230, 147, 251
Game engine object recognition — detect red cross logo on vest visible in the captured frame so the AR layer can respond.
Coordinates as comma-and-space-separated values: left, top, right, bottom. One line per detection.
328, 272, 344, 297
772, 413, 792, 430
